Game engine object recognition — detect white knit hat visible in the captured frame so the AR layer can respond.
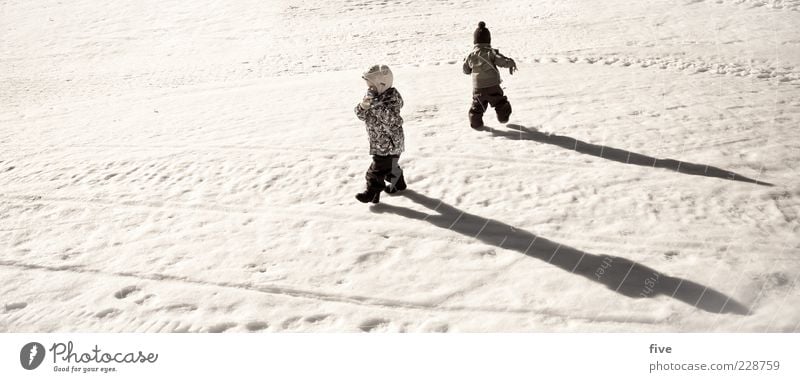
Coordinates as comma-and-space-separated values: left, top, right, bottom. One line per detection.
362, 65, 393, 94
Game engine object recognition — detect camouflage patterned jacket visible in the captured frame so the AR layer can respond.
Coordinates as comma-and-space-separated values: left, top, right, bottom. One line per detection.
355, 87, 405, 156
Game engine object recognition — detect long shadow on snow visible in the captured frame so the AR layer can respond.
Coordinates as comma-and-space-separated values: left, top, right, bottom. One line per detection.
482, 124, 772, 186
371, 190, 750, 315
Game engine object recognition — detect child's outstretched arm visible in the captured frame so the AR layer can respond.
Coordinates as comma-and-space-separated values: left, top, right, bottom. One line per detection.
493, 51, 518, 74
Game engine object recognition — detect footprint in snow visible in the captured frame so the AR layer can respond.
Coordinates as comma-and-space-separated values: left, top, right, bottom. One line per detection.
245, 321, 270, 332
423, 323, 450, 333
114, 285, 141, 299
207, 322, 237, 333
5, 302, 28, 312
160, 303, 198, 313
304, 314, 330, 324
359, 318, 391, 332
95, 308, 121, 319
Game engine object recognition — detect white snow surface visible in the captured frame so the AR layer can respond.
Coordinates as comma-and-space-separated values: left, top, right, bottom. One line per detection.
2, 0, 799, 332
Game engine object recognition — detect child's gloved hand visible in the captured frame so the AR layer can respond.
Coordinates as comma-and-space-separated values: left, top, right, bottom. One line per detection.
508, 59, 518, 75
359, 98, 371, 109
360, 89, 378, 109
360, 96, 372, 109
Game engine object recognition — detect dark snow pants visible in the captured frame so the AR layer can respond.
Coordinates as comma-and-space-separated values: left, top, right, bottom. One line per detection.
365, 154, 402, 193
469, 84, 512, 128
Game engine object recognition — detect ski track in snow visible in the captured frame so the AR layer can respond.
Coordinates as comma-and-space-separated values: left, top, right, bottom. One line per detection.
0, 259, 663, 328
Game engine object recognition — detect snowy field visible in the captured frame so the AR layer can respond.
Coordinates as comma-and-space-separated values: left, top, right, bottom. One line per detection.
2, 0, 799, 332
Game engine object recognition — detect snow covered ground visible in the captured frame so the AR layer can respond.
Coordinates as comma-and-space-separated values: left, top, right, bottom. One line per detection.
2, 0, 799, 332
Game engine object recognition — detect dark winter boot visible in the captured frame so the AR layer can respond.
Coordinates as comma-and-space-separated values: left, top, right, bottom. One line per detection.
385, 172, 407, 194
469, 97, 487, 129
355, 189, 381, 204
496, 100, 512, 124
469, 112, 485, 129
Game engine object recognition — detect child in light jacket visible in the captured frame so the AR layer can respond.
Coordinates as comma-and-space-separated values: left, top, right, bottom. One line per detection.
463, 21, 518, 129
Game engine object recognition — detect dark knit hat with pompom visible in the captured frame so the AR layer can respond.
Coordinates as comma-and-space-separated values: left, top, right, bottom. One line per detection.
473, 21, 491, 44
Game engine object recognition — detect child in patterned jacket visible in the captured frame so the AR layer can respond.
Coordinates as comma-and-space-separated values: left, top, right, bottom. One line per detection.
354, 64, 407, 204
